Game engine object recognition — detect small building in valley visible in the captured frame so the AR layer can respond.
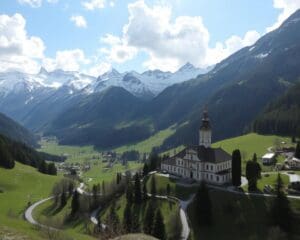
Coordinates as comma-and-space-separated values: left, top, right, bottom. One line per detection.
161, 110, 232, 185
262, 153, 276, 165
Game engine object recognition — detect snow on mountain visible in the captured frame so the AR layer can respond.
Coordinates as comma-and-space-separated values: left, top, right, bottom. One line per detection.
0, 63, 212, 100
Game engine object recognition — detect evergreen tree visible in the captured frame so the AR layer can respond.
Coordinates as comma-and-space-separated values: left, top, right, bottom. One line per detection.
131, 212, 141, 233
144, 200, 155, 234
143, 182, 148, 200
295, 142, 300, 159
108, 201, 120, 232
38, 160, 48, 174
231, 149, 242, 187
246, 153, 261, 191
126, 183, 133, 205
71, 190, 80, 216
166, 183, 171, 196
134, 173, 142, 204
102, 181, 106, 195
143, 163, 149, 176
123, 203, 132, 233
0, 142, 15, 169
60, 191, 67, 208
149, 152, 159, 171
270, 174, 293, 233
195, 181, 212, 225
152, 209, 166, 240
47, 163, 57, 175
150, 175, 157, 197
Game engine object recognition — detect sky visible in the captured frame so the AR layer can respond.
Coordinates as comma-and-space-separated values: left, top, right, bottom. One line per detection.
0, 0, 299, 76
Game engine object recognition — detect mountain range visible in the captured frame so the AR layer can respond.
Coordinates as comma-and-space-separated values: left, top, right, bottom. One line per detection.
1, 9, 300, 151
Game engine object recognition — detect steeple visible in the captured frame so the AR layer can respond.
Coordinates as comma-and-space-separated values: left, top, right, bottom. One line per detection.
199, 108, 212, 147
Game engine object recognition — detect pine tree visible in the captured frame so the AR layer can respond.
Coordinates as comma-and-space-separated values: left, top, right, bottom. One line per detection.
295, 142, 300, 159
143, 200, 155, 234
47, 163, 57, 175
38, 160, 48, 174
143, 182, 148, 200
123, 203, 132, 233
0, 141, 15, 169
60, 191, 67, 208
152, 209, 166, 240
71, 190, 80, 216
231, 149, 242, 187
134, 173, 142, 204
131, 212, 141, 233
150, 175, 156, 197
143, 163, 149, 176
270, 174, 293, 232
195, 181, 212, 225
246, 153, 261, 191
126, 183, 133, 205
108, 201, 120, 232
166, 183, 171, 196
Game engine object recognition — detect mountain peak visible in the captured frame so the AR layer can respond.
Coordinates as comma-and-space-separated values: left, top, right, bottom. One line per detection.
177, 62, 196, 72
38, 67, 48, 75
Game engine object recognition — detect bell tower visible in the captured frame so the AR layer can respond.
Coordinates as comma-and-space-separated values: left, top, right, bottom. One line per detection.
199, 109, 212, 148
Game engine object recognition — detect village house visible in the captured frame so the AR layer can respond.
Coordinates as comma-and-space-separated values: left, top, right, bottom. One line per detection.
161, 110, 232, 185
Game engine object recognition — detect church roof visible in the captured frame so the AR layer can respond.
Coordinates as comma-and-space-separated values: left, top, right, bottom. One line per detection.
163, 146, 231, 164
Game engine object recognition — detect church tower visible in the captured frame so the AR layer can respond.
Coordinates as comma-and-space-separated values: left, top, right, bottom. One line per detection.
199, 109, 212, 148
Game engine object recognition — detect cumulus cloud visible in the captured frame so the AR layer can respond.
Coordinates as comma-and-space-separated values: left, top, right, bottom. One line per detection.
18, 0, 58, 8
86, 61, 111, 76
100, 34, 137, 63
100, 0, 259, 71
43, 49, 90, 72
267, 0, 300, 32
0, 13, 45, 73
82, 0, 115, 10
70, 15, 87, 28
206, 30, 260, 66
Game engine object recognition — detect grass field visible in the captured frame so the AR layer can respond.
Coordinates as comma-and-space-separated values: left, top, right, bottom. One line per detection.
38, 138, 101, 164
0, 162, 61, 239
82, 161, 142, 187
146, 174, 197, 200
188, 189, 300, 240
212, 133, 293, 171
38, 138, 143, 187
100, 193, 180, 238
114, 127, 176, 154
33, 197, 95, 240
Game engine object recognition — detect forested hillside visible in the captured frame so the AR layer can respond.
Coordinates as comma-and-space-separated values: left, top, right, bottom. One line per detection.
0, 112, 38, 147
0, 134, 62, 175
253, 82, 300, 137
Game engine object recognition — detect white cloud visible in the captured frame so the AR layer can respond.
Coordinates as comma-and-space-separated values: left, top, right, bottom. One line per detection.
82, 0, 115, 10
267, 0, 300, 32
0, 13, 45, 73
43, 49, 90, 72
100, 34, 137, 63
206, 30, 261, 66
18, 0, 58, 8
70, 15, 87, 28
100, 0, 259, 72
86, 61, 111, 76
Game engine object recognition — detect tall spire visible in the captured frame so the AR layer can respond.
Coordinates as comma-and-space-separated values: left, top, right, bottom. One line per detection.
199, 108, 212, 147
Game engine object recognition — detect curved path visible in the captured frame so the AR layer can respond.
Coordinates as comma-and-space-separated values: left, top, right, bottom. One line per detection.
24, 196, 57, 230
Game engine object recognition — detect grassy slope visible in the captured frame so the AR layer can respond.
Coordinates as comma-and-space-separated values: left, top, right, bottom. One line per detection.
188, 189, 300, 240
38, 138, 142, 186
33, 197, 95, 240
100, 193, 179, 238
83, 161, 141, 187
114, 127, 176, 154
38, 138, 101, 164
213, 133, 292, 171
0, 162, 61, 239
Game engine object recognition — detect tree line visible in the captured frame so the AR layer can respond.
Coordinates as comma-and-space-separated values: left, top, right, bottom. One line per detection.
0, 134, 57, 175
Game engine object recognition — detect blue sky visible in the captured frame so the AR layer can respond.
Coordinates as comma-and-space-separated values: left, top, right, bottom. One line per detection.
0, 0, 299, 75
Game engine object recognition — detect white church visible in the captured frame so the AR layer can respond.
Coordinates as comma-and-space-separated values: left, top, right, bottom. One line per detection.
161, 110, 232, 185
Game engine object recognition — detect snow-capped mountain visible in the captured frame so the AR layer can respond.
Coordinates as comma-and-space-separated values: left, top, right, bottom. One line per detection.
0, 62, 210, 101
